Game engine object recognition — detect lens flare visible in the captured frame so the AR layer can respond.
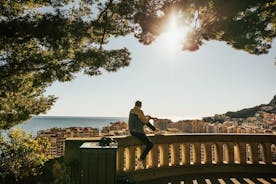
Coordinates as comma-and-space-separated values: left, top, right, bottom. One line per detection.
159, 13, 189, 53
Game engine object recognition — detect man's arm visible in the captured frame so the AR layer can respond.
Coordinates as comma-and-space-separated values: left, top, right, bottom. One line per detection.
137, 109, 149, 124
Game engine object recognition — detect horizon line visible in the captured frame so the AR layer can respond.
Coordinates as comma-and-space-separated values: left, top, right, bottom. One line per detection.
36, 115, 203, 121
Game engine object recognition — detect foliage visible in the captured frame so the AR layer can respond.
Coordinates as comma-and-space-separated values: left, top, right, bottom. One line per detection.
0, 129, 50, 183
1, 0, 275, 128
133, 0, 275, 54
225, 106, 260, 119
0, 0, 132, 129
225, 95, 276, 118
34, 157, 70, 184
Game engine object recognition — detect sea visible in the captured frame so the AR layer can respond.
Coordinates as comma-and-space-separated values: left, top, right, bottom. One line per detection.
12, 116, 128, 136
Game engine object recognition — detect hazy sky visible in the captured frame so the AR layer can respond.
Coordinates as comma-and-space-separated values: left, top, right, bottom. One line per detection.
45, 33, 276, 120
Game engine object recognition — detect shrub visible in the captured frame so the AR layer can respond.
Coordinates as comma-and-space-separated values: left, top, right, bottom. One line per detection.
0, 129, 50, 183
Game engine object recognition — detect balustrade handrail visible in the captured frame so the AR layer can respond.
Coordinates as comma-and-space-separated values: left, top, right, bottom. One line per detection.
113, 133, 276, 146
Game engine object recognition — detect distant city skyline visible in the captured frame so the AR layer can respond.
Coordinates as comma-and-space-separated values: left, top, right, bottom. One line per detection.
45, 34, 276, 119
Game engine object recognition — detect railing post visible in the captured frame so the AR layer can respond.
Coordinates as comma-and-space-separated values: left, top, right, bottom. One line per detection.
148, 144, 159, 168
181, 143, 190, 165
140, 145, 147, 168
264, 143, 272, 164
227, 143, 234, 164
180, 143, 190, 165
239, 143, 247, 165
217, 143, 223, 165
205, 143, 212, 165
171, 143, 180, 166
160, 144, 169, 167
222, 144, 229, 164
251, 143, 259, 164
234, 144, 241, 164
125, 146, 136, 171
194, 143, 201, 165
117, 147, 125, 172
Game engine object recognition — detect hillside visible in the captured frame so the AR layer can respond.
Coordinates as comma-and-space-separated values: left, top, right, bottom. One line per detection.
225, 95, 276, 118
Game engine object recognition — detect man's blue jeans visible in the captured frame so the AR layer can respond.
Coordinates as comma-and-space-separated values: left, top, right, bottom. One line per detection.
130, 131, 153, 160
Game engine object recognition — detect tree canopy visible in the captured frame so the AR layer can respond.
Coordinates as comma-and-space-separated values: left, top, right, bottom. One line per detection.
1, 0, 275, 129
134, 0, 275, 54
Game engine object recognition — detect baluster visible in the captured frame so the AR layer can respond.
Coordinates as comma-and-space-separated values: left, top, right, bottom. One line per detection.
116, 147, 125, 172
140, 145, 147, 168
205, 143, 212, 165
264, 143, 272, 164
234, 144, 241, 164
217, 143, 223, 165
180, 143, 190, 165
251, 143, 258, 164
194, 143, 201, 165
222, 144, 229, 164
159, 144, 169, 167
227, 143, 234, 164
171, 143, 180, 166
125, 146, 136, 171
148, 144, 159, 168
239, 143, 247, 165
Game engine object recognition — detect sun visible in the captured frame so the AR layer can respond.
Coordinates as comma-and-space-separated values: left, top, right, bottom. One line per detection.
159, 13, 189, 53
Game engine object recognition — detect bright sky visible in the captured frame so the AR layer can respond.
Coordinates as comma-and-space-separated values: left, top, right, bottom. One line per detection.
45, 32, 276, 120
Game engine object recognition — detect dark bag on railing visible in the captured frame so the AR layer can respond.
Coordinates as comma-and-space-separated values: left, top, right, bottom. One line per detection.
99, 136, 117, 147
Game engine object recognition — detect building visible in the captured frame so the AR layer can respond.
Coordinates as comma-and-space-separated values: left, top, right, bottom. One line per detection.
154, 119, 172, 130
101, 121, 128, 136
37, 127, 99, 157
168, 120, 193, 133
205, 124, 218, 133
191, 120, 206, 133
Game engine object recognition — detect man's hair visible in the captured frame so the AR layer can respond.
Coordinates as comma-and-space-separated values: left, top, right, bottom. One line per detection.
135, 101, 142, 107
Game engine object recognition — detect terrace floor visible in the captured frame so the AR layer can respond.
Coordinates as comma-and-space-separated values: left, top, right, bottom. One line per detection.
139, 173, 276, 184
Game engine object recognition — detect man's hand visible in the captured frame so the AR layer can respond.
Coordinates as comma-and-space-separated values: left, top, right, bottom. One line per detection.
154, 128, 164, 136
145, 115, 151, 120
147, 115, 158, 120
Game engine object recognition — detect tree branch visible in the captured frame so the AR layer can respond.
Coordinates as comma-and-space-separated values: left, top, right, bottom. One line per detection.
99, 0, 114, 49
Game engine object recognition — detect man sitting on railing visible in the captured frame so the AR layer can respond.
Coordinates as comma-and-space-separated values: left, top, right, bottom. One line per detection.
128, 100, 159, 169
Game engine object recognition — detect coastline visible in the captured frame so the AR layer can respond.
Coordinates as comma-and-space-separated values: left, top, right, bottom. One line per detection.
13, 116, 129, 136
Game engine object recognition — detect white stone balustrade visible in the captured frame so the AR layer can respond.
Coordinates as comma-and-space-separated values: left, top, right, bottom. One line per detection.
65, 134, 276, 183
114, 134, 276, 174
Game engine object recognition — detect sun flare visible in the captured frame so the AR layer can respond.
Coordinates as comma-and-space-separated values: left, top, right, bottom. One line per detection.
159, 14, 189, 53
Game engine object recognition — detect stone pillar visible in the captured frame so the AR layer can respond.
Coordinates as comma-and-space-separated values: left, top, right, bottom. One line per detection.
148, 144, 159, 168
222, 144, 229, 164
239, 143, 247, 165
194, 143, 201, 165
264, 143, 272, 164
125, 146, 135, 171
227, 143, 234, 164
201, 144, 207, 164
234, 144, 241, 164
171, 143, 180, 166
217, 143, 223, 165
136, 145, 146, 168
159, 144, 169, 167
251, 143, 259, 164
205, 143, 212, 165
180, 143, 190, 165
116, 147, 125, 172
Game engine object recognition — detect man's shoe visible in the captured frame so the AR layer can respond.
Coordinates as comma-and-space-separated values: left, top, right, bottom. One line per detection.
135, 158, 144, 169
